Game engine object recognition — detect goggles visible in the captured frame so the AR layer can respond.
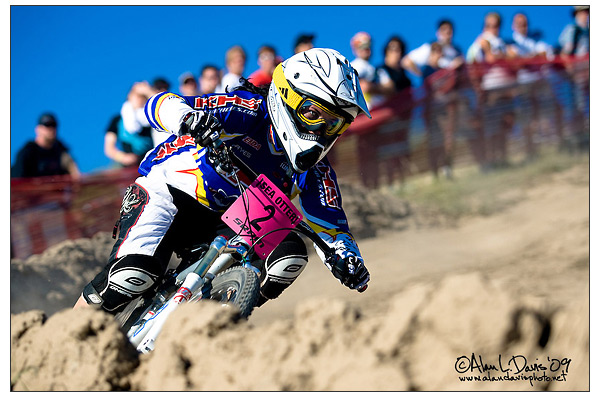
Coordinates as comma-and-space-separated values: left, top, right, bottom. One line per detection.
272, 64, 351, 138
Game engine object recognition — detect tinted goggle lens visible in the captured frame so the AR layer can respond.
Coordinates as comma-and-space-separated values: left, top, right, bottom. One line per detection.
297, 100, 349, 136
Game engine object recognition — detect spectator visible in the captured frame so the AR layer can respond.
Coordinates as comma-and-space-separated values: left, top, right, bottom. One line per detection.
178, 71, 199, 96
104, 114, 145, 167
293, 33, 314, 54
507, 13, 553, 61
350, 31, 379, 109
559, 5, 589, 56
12, 113, 80, 179
467, 12, 508, 63
121, 81, 161, 151
362, 36, 413, 186
466, 12, 516, 170
104, 83, 157, 167
558, 5, 589, 150
402, 19, 464, 82
376, 36, 412, 100
506, 12, 562, 159
402, 20, 464, 179
219, 45, 246, 92
152, 77, 170, 93
248, 45, 280, 88
199, 64, 221, 95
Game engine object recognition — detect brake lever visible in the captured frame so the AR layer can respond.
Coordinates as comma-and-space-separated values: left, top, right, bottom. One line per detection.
210, 138, 234, 176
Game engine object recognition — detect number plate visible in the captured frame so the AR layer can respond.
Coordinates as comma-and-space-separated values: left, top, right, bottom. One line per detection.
222, 174, 303, 259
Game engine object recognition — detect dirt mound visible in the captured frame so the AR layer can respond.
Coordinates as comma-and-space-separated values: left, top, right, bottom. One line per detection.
10, 308, 139, 391
10, 272, 588, 391
10, 232, 113, 316
338, 182, 411, 238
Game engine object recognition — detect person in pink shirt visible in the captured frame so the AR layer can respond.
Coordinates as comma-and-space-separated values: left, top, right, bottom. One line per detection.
248, 45, 280, 88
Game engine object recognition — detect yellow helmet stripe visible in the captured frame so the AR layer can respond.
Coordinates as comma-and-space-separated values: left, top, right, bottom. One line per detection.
272, 64, 303, 110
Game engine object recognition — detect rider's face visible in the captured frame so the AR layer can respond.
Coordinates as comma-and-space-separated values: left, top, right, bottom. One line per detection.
298, 102, 345, 136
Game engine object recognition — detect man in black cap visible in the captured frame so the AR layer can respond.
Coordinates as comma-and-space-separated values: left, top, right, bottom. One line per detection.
11, 113, 80, 179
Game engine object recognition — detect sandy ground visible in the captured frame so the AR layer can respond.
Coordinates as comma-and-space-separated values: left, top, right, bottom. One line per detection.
10, 161, 590, 391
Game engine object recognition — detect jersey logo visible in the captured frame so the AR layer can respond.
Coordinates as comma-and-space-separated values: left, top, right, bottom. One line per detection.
315, 163, 341, 209
153, 136, 196, 161
242, 136, 262, 151
194, 95, 263, 111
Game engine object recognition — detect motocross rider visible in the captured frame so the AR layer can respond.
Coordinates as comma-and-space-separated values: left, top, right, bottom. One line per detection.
74, 48, 371, 313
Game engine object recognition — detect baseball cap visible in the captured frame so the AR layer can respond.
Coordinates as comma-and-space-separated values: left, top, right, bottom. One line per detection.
38, 113, 58, 127
351, 31, 372, 49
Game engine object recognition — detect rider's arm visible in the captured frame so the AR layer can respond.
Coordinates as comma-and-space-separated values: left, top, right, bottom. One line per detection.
295, 159, 369, 290
144, 91, 270, 139
295, 159, 362, 260
144, 92, 196, 135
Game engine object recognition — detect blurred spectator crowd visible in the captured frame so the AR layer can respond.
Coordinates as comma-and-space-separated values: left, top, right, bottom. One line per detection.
9, 6, 590, 260
12, 6, 589, 184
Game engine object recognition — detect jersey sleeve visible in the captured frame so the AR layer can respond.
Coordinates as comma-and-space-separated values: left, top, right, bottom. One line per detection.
296, 159, 363, 259
144, 90, 269, 140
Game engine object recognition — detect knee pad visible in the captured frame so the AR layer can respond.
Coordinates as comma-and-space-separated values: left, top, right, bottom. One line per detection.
84, 254, 162, 314
260, 233, 308, 301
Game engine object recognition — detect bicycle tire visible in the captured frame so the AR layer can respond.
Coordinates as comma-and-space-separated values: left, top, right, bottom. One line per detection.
197, 266, 260, 319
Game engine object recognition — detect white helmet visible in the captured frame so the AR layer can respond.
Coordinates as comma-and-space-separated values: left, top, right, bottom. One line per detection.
267, 48, 371, 174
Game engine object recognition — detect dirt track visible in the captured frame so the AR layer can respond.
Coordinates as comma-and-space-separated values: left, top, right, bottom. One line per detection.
10, 161, 589, 391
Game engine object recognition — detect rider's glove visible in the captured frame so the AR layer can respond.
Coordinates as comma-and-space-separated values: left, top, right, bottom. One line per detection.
180, 111, 222, 147
327, 254, 370, 292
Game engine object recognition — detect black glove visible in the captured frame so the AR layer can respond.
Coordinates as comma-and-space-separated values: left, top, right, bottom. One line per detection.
180, 111, 222, 147
328, 254, 370, 292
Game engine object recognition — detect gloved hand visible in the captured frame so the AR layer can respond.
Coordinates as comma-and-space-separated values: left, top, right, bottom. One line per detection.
180, 111, 222, 147
327, 254, 370, 292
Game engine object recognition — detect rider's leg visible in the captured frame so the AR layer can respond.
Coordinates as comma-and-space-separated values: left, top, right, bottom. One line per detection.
74, 179, 224, 312
74, 178, 177, 312
79, 254, 164, 313
257, 232, 308, 306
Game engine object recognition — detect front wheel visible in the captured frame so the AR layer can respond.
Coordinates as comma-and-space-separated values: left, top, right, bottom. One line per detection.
196, 266, 260, 319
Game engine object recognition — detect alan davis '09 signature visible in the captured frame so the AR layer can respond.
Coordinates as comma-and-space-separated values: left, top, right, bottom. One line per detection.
455, 353, 572, 386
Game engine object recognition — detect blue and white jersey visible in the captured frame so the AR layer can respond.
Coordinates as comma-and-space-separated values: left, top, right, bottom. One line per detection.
140, 90, 361, 257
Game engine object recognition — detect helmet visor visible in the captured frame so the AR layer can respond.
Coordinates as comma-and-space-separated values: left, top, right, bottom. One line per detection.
296, 99, 350, 137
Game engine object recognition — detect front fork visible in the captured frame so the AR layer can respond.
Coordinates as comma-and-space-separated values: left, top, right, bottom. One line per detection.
128, 235, 251, 353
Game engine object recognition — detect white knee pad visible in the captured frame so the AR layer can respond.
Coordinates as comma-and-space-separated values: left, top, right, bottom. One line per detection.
260, 233, 308, 301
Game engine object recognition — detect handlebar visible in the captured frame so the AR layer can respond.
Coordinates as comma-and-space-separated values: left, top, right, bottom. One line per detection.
207, 137, 367, 293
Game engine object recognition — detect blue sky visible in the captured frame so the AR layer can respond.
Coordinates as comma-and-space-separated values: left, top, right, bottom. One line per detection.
10, 5, 577, 174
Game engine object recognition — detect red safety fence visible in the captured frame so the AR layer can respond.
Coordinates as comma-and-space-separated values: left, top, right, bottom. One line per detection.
329, 55, 589, 186
10, 56, 589, 260
10, 167, 140, 259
